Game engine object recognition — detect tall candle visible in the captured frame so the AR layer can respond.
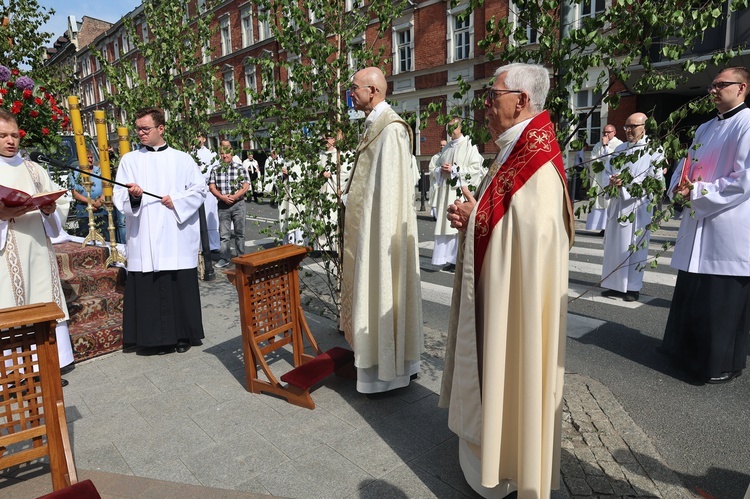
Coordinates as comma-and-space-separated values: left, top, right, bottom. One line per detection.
94, 110, 113, 197
118, 126, 131, 156
67, 96, 90, 181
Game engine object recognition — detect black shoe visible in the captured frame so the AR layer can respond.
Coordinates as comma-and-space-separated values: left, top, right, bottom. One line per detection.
600, 289, 624, 298
61, 378, 69, 387
706, 370, 742, 384
60, 363, 75, 375
176, 341, 191, 353
623, 291, 640, 302
442, 263, 456, 273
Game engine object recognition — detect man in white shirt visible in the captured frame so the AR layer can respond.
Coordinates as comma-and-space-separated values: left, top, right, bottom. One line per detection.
600, 113, 664, 302
587, 124, 622, 233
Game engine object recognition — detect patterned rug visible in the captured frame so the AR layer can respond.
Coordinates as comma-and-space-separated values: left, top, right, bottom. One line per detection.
55, 242, 125, 362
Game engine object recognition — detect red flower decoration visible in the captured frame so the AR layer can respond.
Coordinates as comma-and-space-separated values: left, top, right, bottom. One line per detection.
42, 127, 49, 135
30, 110, 39, 117
0, 88, 7, 95
34, 97, 43, 105
11, 69, 19, 76
19, 129, 26, 138
22, 88, 32, 99
6, 81, 13, 88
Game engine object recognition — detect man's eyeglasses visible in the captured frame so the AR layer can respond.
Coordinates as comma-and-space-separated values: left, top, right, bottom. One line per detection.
136, 126, 157, 134
349, 83, 374, 92
485, 88, 522, 100
623, 124, 644, 131
706, 81, 743, 92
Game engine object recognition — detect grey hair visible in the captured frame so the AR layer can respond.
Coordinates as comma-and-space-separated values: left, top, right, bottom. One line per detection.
494, 63, 550, 114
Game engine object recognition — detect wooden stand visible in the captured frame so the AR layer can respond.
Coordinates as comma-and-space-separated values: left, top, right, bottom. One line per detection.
227, 245, 352, 409
0, 303, 77, 490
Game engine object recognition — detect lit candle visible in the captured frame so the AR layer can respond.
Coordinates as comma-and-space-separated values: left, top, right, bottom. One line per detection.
118, 126, 131, 156
67, 96, 90, 181
94, 110, 113, 197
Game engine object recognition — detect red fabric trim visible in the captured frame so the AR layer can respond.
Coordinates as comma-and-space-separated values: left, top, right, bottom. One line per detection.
473, 111, 565, 280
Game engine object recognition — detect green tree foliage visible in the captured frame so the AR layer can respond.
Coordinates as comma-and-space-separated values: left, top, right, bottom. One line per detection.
0, 0, 54, 71
469, 0, 748, 276
93, 0, 233, 153
241, 0, 410, 317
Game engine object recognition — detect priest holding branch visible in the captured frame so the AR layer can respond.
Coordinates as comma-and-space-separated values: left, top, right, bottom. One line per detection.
439, 63, 574, 498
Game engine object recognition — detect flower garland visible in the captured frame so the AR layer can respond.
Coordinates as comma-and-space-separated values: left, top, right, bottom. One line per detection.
0, 65, 70, 152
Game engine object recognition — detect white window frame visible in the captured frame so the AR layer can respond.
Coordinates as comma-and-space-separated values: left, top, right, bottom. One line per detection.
241, 5, 253, 48
345, 0, 364, 11
392, 20, 414, 75
202, 40, 212, 64
572, 83, 603, 146
198, 0, 207, 14
347, 34, 365, 72
141, 22, 149, 43
220, 15, 232, 56
113, 40, 120, 60
447, 4, 474, 64
577, 0, 607, 27
244, 63, 256, 104
258, 7, 271, 41
223, 66, 236, 107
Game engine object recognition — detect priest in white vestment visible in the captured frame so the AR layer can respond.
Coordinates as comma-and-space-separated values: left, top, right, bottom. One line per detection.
600, 113, 664, 302
0, 109, 74, 373
195, 134, 220, 252
661, 67, 750, 384
431, 118, 486, 270
340, 67, 424, 394
586, 124, 622, 232
439, 63, 574, 498
427, 140, 447, 220
114, 108, 206, 355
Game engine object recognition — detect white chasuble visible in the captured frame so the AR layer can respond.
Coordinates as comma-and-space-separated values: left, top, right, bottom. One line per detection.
341, 105, 424, 393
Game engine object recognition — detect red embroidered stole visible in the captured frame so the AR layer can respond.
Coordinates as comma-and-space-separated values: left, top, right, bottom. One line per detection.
473, 111, 565, 280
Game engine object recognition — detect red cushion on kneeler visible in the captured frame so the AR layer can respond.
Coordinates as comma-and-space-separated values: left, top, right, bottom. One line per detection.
38, 479, 101, 499
281, 347, 354, 390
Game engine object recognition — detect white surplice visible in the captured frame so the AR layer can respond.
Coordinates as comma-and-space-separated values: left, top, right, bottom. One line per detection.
113, 147, 207, 272
586, 136, 622, 230
601, 137, 664, 293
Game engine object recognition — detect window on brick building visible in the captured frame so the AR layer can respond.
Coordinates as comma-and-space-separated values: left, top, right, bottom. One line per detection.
447, 5, 474, 63
141, 22, 149, 43
393, 22, 414, 74
202, 40, 212, 64
113, 40, 120, 60
220, 16, 232, 56
508, 2, 540, 46
224, 67, 236, 107
244, 63, 256, 104
574, 89, 602, 145
579, 0, 606, 19
347, 35, 365, 71
198, 0, 206, 14
241, 6, 253, 48
258, 7, 272, 41
345, 0, 364, 11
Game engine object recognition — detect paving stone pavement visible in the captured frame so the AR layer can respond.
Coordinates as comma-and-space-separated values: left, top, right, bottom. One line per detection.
1, 251, 697, 498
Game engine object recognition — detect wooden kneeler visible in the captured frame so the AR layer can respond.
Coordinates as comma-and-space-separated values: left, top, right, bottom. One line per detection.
227, 244, 353, 409
0, 303, 78, 491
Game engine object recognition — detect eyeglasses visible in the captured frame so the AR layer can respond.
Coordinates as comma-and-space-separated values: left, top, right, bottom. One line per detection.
706, 81, 743, 92
623, 124, 644, 131
486, 88, 522, 100
349, 83, 374, 92
136, 126, 157, 134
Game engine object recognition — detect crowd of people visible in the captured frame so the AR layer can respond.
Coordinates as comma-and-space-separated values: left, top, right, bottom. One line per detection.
3, 63, 749, 498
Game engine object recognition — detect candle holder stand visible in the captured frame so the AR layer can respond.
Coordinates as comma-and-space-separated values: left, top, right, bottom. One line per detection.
103, 196, 126, 267
81, 178, 105, 247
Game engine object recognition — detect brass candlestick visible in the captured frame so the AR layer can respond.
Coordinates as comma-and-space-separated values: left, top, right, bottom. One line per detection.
103, 196, 126, 267
81, 178, 105, 247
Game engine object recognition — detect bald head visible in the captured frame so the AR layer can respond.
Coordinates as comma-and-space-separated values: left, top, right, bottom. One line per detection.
624, 112, 647, 143
350, 67, 387, 113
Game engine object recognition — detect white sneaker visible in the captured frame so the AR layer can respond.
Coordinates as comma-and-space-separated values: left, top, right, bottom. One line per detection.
215, 259, 230, 268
